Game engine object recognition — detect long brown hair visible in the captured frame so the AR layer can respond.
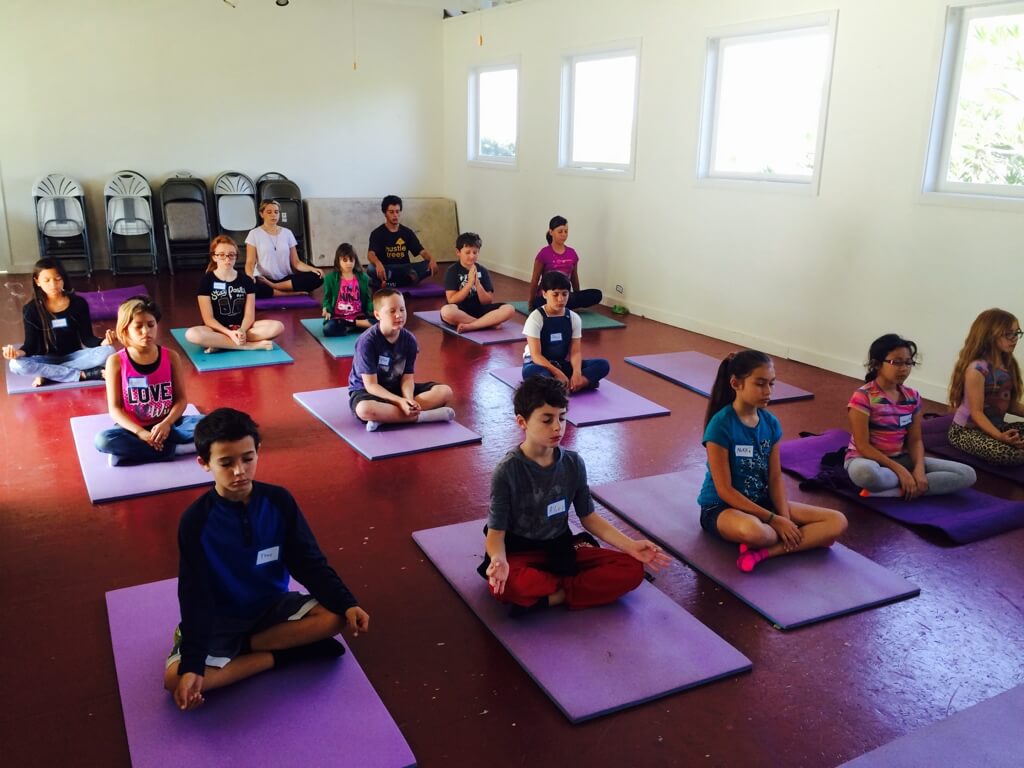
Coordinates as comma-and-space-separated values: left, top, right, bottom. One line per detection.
30, 258, 73, 353
948, 308, 1022, 407
206, 235, 239, 273
704, 350, 773, 427
333, 243, 363, 274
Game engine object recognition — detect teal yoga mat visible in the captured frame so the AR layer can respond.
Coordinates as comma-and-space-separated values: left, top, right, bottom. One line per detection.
299, 318, 360, 358
170, 328, 294, 372
510, 302, 625, 329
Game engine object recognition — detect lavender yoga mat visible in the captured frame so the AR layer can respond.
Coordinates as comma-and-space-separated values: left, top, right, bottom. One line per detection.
106, 578, 416, 768
70, 406, 211, 503
6, 363, 106, 395
400, 282, 445, 298
254, 294, 319, 310
299, 318, 359, 358
293, 387, 481, 460
839, 684, 1024, 768
591, 467, 919, 629
170, 328, 294, 372
779, 430, 1024, 544
413, 310, 524, 345
625, 351, 813, 403
920, 413, 1024, 484
412, 519, 751, 723
488, 366, 670, 426
79, 284, 149, 320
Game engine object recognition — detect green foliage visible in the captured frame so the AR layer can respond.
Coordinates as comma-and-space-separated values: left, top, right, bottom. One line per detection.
949, 19, 1024, 186
480, 137, 516, 158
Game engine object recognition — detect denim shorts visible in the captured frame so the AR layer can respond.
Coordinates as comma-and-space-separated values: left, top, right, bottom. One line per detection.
700, 499, 774, 540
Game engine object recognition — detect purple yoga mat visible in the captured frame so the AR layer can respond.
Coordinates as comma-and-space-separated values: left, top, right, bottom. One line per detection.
6, 363, 106, 395
254, 294, 319, 310
591, 467, 919, 629
70, 407, 212, 503
106, 578, 415, 768
920, 413, 1024, 484
488, 366, 670, 426
293, 387, 481, 460
779, 430, 1024, 544
400, 282, 445, 298
412, 519, 751, 723
413, 310, 524, 345
625, 350, 813, 403
79, 284, 149, 320
839, 684, 1024, 768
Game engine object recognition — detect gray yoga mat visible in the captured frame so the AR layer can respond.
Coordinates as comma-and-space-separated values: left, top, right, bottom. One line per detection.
625, 350, 813, 403
413, 519, 751, 723
293, 387, 481, 460
838, 683, 1024, 767
591, 467, 919, 629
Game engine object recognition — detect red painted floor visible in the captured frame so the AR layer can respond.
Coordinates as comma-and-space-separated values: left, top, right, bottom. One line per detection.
1, 268, 1022, 768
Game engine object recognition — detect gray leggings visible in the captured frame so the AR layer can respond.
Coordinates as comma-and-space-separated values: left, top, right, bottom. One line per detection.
845, 453, 976, 496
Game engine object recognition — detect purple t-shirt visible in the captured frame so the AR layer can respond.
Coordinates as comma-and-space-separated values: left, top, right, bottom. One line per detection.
535, 245, 579, 278
953, 359, 1015, 427
348, 324, 418, 394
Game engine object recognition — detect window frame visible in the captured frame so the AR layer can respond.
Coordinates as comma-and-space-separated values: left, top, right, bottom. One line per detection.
558, 41, 642, 178
467, 59, 521, 169
923, 0, 1024, 200
697, 11, 839, 194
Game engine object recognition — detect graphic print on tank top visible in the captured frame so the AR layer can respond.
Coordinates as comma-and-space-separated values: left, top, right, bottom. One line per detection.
120, 347, 173, 426
333, 277, 362, 322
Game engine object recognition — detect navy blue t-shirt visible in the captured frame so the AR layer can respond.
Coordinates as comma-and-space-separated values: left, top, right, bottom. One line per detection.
348, 324, 419, 394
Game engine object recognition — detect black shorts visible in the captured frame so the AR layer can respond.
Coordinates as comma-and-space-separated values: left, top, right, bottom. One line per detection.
166, 591, 317, 669
456, 302, 507, 320
348, 381, 440, 418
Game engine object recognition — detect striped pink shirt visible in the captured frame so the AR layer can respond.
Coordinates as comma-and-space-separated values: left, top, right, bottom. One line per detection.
846, 380, 921, 458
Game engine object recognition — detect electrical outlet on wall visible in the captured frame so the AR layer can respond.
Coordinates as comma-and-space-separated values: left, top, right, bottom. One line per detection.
615, 284, 625, 296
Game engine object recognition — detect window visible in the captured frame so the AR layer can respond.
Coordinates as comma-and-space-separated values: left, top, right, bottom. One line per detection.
698, 13, 838, 189
925, 2, 1024, 198
468, 64, 519, 165
559, 45, 640, 174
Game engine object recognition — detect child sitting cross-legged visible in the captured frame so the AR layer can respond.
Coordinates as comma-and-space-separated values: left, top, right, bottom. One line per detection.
481, 376, 670, 615
348, 288, 454, 432
164, 408, 370, 712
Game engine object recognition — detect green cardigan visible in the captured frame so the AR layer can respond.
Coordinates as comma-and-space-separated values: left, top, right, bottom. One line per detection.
322, 270, 373, 317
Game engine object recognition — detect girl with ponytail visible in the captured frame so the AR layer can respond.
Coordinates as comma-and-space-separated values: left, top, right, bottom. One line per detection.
697, 350, 847, 572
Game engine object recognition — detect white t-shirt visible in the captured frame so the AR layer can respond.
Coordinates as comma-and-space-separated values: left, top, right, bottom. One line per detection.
522, 308, 582, 360
245, 227, 298, 281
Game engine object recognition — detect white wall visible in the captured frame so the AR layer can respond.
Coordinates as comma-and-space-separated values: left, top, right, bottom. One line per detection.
441, 0, 1021, 401
0, 0, 444, 273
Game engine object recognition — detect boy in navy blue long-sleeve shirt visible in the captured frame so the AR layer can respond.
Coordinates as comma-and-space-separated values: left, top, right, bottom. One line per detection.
163, 408, 370, 712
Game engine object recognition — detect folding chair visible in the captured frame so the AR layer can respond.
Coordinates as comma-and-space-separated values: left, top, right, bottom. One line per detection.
213, 171, 257, 248
256, 172, 308, 263
32, 173, 93, 276
160, 173, 211, 274
104, 170, 158, 275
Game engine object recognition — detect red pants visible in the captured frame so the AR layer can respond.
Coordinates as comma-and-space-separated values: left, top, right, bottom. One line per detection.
492, 547, 644, 610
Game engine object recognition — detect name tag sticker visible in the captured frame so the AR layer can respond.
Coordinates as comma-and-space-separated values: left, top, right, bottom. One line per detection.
549, 332, 563, 342
256, 546, 280, 566
51, 318, 68, 329
378, 355, 391, 367
899, 414, 913, 427
128, 376, 147, 389
546, 498, 567, 517
735, 445, 754, 458
213, 281, 226, 291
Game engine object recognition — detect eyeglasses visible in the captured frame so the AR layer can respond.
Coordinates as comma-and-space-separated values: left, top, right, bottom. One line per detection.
883, 359, 917, 368
213, 252, 238, 259
1003, 329, 1023, 341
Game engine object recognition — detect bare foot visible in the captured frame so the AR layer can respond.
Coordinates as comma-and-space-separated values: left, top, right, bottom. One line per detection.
547, 587, 567, 607
203, 347, 218, 354
456, 323, 471, 334
242, 340, 274, 351
32, 376, 45, 387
